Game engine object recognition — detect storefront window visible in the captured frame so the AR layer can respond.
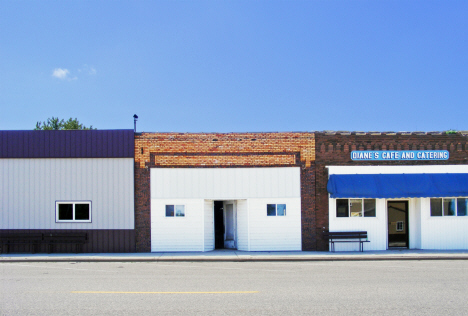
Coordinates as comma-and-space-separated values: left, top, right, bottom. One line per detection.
430, 199, 442, 216
457, 198, 467, 216
336, 199, 349, 217
443, 199, 456, 216
336, 199, 376, 218
431, 198, 467, 217
364, 199, 376, 217
350, 199, 362, 217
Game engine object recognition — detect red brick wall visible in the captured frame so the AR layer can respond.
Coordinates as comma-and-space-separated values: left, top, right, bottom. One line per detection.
315, 132, 468, 251
134, 132, 316, 252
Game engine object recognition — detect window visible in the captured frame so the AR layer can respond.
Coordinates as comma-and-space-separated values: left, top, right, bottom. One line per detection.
431, 198, 468, 216
56, 201, 91, 223
396, 221, 404, 232
267, 204, 286, 216
166, 205, 185, 217
336, 199, 376, 218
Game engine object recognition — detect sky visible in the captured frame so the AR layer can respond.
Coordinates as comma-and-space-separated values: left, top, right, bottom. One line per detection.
1, 1, 467, 133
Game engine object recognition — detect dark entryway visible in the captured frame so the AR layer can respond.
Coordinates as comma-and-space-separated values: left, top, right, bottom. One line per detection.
214, 201, 225, 249
387, 201, 409, 248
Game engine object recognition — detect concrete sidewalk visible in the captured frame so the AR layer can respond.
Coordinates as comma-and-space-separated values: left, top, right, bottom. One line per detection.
2, 249, 468, 262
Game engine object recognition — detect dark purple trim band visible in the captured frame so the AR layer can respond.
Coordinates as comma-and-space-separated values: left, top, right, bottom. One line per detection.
0, 130, 134, 158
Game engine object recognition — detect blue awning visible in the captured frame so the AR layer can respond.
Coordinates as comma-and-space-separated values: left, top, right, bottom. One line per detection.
327, 173, 468, 199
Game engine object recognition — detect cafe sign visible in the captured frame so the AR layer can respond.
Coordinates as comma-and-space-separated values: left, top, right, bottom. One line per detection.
351, 150, 449, 161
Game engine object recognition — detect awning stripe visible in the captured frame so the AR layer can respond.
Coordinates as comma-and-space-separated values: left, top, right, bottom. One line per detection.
327, 173, 468, 199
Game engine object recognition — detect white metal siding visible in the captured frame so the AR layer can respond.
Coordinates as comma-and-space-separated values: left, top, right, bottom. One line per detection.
409, 199, 422, 249
0, 158, 134, 230
151, 198, 205, 252
236, 199, 249, 251
151, 168, 300, 199
329, 198, 388, 251
248, 198, 302, 251
328, 165, 468, 250
420, 198, 468, 249
204, 200, 214, 251
150, 167, 302, 252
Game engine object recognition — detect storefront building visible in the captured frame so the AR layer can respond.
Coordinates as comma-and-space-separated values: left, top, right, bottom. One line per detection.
0, 130, 136, 252
134, 132, 316, 252
316, 131, 468, 251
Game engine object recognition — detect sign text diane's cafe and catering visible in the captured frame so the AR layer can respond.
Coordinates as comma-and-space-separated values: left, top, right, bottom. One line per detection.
351, 150, 449, 161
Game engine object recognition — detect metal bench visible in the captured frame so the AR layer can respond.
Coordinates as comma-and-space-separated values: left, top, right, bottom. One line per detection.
324, 231, 370, 252
0, 233, 43, 254
43, 233, 88, 253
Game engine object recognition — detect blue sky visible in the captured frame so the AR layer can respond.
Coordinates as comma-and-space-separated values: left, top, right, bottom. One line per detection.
1, 1, 467, 133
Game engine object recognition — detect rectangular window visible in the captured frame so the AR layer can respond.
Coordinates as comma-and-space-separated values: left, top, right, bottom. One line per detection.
336, 199, 349, 217
350, 199, 363, 217
396, 221, 404, 232
166, 205, 185, 217
431, 198, 468, 217
457, 198, 467, 216
267, 204, 286, 216
336, 199, 376, 218
56, 201, 91, 223
443, 199, 456, 216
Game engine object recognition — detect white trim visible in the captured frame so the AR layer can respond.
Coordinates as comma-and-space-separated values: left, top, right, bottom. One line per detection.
327, 165, 468, 175
55, 201, 92, 223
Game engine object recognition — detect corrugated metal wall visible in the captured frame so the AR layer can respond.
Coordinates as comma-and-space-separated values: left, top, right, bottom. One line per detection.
151, 199, 205, 252
0, 229, 135, 253
0, 130, 134, 158
0, 158, 134, 230
150, 168, 302, 252
248, 198, 302, 251
204, 200, 214, 251
236, 200, 249, 251
328, 198, 388, 251
151, 167, 301, 199
421, 198, 468, 249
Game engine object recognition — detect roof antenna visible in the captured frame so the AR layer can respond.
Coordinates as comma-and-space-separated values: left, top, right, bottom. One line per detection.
133, 114, 138, 133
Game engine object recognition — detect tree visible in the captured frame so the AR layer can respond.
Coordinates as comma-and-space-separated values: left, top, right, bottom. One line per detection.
34, 117, 95, 130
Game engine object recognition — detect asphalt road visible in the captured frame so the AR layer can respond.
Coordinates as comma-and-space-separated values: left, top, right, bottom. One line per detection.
1, 260, 468, 315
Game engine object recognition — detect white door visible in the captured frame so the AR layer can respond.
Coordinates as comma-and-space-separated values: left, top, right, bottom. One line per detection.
224, 201, 237, 249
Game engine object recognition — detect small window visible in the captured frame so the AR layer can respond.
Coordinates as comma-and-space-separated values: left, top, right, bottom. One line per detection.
267, 204, 286, 216
457, 198, 467, 216
166, 205, 185, 217
431, 198, 468, 217
336, 199, 376, 218
56, 201, 91, 223
430, 198, 442, 216
396, 221, 404, 232
443, 199, 456, 216
336, 199, 349, 217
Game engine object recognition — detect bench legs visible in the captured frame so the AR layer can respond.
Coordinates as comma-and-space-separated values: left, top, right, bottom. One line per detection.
329, 241, 365, 252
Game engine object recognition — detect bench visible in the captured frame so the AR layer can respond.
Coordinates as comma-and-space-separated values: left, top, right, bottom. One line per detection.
324, 231, 370, 252
43, 233, 88, 254
0, 233, 43, 254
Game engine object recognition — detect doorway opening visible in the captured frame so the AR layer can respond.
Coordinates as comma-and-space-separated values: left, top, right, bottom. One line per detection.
214, 201, 237, 250
387, 201, 409, 248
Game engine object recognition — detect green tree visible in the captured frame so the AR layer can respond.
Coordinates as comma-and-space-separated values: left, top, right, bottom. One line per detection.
34, 117, 95, 130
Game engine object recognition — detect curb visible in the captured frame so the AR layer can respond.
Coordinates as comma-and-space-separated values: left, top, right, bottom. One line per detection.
2, 256, 468, 263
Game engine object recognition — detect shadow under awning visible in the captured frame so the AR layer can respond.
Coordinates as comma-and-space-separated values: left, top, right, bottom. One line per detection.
327, 173, 468, 199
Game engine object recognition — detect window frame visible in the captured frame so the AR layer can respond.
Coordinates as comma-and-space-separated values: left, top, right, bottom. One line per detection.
267, 204, 287, 217
430, 198, 468, 217
335, 198, 376, 218
165, 204, 186, 217
55, 201, 92, 223
396, 221, 404, 232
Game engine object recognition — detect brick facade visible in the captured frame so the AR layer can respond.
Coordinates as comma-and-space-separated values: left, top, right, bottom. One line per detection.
315, 132, 468, 251
134, 132, 316, 252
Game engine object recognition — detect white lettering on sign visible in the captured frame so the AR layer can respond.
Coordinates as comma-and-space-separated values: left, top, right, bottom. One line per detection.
351, 150, 449, 161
